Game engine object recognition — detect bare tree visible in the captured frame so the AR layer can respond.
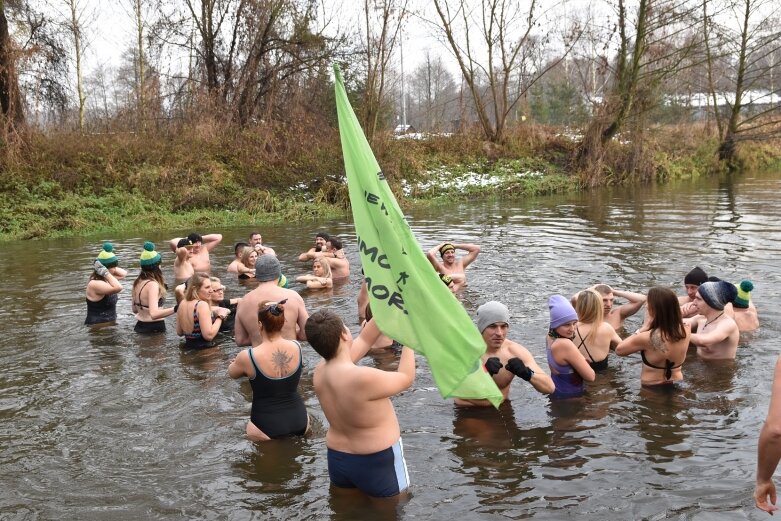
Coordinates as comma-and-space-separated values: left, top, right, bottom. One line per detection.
0, 0, 25, 127
705, 0, 781, 162
431, 0, 580, 143
408, 51, 457, 131
54, 0, 94, 132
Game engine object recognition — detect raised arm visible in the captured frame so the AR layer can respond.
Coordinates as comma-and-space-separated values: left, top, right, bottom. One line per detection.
613, 289, 647, 319
359, 346, 416, 400
615, 331, 649, 356
169, 237, 182, 253
456, 243, 481, 268
756, 355, 781, 514
202, 233, 223, 252
298, 248, 315, 261
351, 318, 382, 362
426, 244, 444, 272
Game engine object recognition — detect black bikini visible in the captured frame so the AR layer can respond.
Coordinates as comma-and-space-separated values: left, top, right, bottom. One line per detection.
640, 351, 682, 381
575, 327, 608, 371
133, 281, 167, 333
85, 294, 118, 325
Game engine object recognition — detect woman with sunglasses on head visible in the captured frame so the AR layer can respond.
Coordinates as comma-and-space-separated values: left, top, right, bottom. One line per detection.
228, 299, 309, 441
176, 272, 230, 349
208, 276, 239, 332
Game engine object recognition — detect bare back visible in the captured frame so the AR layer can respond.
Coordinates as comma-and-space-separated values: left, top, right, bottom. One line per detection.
234, 282, 308, 346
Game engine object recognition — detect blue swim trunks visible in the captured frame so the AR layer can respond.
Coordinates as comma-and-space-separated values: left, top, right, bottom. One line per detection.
327, 438, 410, 497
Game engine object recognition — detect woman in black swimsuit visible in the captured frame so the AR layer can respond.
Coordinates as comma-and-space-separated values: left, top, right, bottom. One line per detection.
616, 287, 691, 386
132, 241, 175, 333
574, 289, 622, 371
85, 243, 124, 325
228, 300, 309, 441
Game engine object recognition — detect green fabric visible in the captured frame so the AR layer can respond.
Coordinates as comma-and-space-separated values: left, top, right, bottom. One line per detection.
333, 65, 502, 407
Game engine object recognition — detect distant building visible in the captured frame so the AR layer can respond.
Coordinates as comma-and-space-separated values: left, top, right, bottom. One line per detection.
394, 124, 417, 135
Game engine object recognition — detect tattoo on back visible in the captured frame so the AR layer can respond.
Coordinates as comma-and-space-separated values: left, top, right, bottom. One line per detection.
271, 349, 294, 377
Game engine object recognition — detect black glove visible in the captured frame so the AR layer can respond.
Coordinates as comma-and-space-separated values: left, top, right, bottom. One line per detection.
484, 357, 503, 376
505, 357, 534, 381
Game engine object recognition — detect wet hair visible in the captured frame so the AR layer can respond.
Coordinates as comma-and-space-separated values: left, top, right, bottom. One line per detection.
258, 301, 286, 334
240, 246, 256, 268
593, 284, 613, 296
306, 310, 345, 360
133, 264, 167, 298
184, 272, 211, 301
647, 287, 687, 342
234, 241, 249, 256
314, 257, 333, 278
316, 231, 330, 241
249, 231, 261, 241
329, 237, 343, 250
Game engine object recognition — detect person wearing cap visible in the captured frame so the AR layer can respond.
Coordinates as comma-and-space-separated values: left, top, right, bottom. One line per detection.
728, 280, 758, 332
234, 255, 309, 346
679, 266, 709, 318
690, 280, 740, 359
298, 231, 330, 261
173, 238, 196, 283
168, 232, 222, 272
249, 231, 276, 256
132, 241, 176, 333
311, 236, 350, 281
455, 301, 554, 407
426, 241, 480, 292
546, 295, 596, 399
85, 243, 124, 325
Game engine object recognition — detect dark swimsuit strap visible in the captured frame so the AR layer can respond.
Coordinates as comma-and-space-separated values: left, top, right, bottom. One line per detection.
246, 342, 302, 379
134, 280, 153, 308
640, 351, 682, 380
575, 327, 596, 363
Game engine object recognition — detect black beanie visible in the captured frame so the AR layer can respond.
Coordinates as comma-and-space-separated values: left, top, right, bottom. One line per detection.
684, 266, 708, 286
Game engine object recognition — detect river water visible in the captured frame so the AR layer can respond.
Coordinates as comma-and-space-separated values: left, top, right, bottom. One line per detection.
1, 169, 780, 520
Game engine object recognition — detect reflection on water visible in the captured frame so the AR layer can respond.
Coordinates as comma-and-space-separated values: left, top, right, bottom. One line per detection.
1, 169, 781, 519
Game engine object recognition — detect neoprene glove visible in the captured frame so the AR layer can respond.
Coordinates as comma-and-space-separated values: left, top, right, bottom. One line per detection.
505, 357, 533, 381
94, 260, 110, 278
484, 357, 503, 376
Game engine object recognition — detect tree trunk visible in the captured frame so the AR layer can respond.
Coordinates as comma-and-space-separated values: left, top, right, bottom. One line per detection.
0, 2, 25, 126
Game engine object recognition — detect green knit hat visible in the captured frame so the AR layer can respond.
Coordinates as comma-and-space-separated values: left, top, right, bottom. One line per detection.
733, 280, 754, 309
139, 241, 162, 266
96, 242, 118, 266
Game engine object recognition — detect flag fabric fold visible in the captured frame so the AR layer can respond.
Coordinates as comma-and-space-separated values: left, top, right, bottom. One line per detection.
333, 64, 502, 408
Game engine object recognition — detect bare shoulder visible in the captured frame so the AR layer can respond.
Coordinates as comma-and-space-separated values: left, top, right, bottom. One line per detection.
506, 339, 532, 358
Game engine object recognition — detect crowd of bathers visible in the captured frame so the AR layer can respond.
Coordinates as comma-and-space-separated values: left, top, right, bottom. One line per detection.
84, 231, 759, 499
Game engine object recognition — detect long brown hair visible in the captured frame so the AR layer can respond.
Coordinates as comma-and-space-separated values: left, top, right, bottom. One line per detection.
133, 264, 167, 298
647, 287, 686, 342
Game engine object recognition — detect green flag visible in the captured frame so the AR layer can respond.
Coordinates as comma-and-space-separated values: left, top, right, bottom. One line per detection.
333, 64, 503, 408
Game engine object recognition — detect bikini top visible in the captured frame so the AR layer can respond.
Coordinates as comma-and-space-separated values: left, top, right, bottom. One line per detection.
640, 351, 682, 381
134, 281, 165, 309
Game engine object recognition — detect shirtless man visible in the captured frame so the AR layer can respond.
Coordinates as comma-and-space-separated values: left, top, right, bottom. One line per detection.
313, 237, 350, 281
456, 301, 554, 406
679, 266, 708, 318
690, 280, 740, 360
249, 231, 276, 256
172, 238, 195, 282
592, 284, 646, 331
169, 232, 222, 272
728, 280, 759, 332
298, 232, 330, 261
426, 242, 480, 292
306, 310, 415, 498
235, 255, 309, 346
227, 242, 249, 274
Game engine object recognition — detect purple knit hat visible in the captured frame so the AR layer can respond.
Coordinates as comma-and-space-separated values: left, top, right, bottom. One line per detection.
549, 295, 578, 329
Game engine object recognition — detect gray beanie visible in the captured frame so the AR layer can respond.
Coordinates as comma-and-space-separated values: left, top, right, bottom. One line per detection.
698, 280, 738, 311
255, 254, 282, 282
476, 301, 510, 332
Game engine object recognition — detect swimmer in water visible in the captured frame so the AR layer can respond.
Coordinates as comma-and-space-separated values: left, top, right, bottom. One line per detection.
426, 242, 480, 292
175, 272, 230, 349
546, 295, 596, 399
168, 232, 222, 272
132, 242, 175, 333
296, 258, 333, 289
85, 243, 124, 325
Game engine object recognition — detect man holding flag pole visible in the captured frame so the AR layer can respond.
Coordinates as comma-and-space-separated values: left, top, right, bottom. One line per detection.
307, 64, 506, 498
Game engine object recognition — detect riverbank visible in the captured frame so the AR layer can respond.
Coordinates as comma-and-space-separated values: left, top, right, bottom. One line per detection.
1, 123, 779, 241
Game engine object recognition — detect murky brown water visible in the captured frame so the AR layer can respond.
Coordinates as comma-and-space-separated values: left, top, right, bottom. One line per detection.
1, 169, 780, 520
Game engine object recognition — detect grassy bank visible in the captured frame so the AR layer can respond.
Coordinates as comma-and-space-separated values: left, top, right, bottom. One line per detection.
1, 122, 778, 241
